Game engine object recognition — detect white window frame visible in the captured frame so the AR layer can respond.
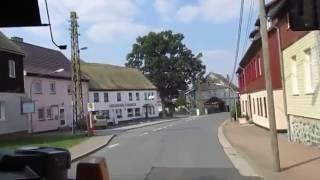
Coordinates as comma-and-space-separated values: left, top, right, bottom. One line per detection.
0, 102, 6, 121
38, 107, 45, 121
304, 49, 313, 94
135, 108, 140, 116
128, 92, 133, 101
33, 80, 42, 94
104, 93, 109, 102
49, 81, 56, 94
93, 92, 99, 102
127, 108, 133, 117
117, 92, 121, 102
8, 60, 16, 78
258, 57, 262, 76
46, 107, 53, 120
291, 55, 299, 95
136, 92, 140, 101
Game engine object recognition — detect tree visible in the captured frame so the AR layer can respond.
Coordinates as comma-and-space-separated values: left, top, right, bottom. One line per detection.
126, 30, 205, 117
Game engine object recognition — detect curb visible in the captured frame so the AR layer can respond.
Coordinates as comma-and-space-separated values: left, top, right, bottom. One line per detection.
71, 134, 117, 163
218, 120, 260, 177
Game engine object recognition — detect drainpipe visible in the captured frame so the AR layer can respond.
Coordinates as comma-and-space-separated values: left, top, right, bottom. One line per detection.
274, 25, 291, 140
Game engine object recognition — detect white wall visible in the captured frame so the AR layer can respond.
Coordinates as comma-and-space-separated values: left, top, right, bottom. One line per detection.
88, 90, 159, 123
240, 90, 287, 130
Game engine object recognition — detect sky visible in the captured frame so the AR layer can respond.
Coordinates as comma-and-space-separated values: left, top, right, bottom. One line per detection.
2, 0, 258, 81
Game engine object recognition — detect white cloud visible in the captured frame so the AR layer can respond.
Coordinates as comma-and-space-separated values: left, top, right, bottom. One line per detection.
154, 0, 177, 18
154, 0, 240, 23
86, 22, 149, 43
176, 5, 199, 22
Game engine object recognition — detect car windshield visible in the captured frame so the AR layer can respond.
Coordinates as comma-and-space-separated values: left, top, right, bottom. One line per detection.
1, 1, 319, 180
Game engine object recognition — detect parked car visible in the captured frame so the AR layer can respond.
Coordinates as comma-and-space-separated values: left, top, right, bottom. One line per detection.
93, 115, 115, 129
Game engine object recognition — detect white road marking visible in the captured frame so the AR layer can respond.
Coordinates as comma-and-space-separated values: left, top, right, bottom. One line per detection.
139, 132, 149, 136
108, 143, 119, 149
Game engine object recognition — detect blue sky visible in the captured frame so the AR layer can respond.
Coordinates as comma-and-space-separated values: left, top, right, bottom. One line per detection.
2, 0, 258, 80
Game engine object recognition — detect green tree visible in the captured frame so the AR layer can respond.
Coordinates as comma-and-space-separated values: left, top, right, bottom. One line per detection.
126, 30, 205, 117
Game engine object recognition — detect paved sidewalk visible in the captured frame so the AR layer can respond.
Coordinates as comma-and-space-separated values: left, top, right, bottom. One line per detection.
223, 121, 320, 180
69, 135, 115, 162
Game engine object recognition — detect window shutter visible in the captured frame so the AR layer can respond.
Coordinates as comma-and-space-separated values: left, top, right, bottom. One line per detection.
311, 46, 319, 91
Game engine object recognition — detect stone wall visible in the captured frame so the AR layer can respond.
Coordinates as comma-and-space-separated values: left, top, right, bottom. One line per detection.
290, 115, 320, 146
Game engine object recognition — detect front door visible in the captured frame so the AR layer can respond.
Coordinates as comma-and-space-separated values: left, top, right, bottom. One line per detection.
59, 108, 66, 126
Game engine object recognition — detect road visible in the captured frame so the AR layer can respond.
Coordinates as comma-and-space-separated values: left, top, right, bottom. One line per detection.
69, 113, 261, 180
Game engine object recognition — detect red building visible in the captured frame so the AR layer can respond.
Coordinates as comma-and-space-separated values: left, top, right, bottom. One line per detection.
237, 0, 307, 130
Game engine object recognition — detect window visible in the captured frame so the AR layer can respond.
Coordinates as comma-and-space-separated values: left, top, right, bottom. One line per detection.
136, 92, 140, 101
116, 109, 122, 118
34, 80, 42, 94
257, 98, 260, 116
49, 81, 56, 94
135, 108, 140, 116
144, 92, 147, 100
151, 92, 154, 99
151, 106, 155, 114
304, 49, 313, 93
93, 93, 99, 102
46, 107, 53, 119
117, 92, 121, 102
101, 110, 109, 119
0, 102, 5, 121
38, 108, 45, 120
129, 92, 133, 101
8, 60, 16, 78
258, 57, 262, 76
260, 98, 263, 117
253, 98, 255, 114
104, 93, 109, 102
264, 97, 267, 118
127, 108, 133, 117
67, 84, 72, 94
291, 56, 299, 95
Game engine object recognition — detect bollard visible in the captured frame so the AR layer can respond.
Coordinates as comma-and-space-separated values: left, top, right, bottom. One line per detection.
76, 157, 109, 180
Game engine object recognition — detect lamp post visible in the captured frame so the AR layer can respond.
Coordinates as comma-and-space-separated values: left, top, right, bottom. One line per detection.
28, 68, 64, 134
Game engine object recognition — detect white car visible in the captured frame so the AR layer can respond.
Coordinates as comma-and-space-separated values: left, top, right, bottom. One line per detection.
93, 114, 109, 128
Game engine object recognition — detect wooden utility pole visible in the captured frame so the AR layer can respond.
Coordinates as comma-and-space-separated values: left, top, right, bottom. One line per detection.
258, 0, 280, 171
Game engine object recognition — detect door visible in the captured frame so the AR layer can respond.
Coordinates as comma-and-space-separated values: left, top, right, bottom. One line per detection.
59, 108, 66, 126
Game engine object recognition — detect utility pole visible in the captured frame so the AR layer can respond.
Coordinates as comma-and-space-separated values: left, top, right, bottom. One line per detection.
70, 11, 84, 134
258, 0, 280, 171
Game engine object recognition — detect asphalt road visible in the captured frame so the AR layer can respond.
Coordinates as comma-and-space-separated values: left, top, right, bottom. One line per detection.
69, 113, 261, 180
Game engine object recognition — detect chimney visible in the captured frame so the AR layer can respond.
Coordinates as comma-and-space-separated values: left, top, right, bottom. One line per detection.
11, 36, 23, 42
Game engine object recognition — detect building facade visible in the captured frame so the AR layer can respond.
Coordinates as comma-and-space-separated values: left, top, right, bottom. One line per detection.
0, 32, 28, 134
12, 37, 89, 133
185, 72, 238, 114
237, 1, 307, 130
283, 31, 320, 145
82, 62, 159, 124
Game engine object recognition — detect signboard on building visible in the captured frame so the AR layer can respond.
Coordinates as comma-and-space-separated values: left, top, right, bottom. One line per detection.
22, 101, 35, 114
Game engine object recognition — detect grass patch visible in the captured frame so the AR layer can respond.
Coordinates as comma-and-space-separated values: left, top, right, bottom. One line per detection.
0, 134, 89, 150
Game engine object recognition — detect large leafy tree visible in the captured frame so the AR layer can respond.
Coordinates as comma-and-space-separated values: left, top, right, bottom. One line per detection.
126, 30, 205, 116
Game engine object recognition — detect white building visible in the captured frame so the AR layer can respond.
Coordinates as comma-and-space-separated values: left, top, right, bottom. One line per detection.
81, 62, 159, 124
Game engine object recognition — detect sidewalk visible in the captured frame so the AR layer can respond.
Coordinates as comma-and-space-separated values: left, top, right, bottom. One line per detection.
68, 135, 115, 162
223, 121, 320, 180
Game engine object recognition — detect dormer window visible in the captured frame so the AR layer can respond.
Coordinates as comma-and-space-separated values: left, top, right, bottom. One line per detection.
8, 60, 16, 78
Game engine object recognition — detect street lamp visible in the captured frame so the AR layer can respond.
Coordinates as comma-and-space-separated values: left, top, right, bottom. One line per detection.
214, 83, 238, 121
28, 68, 65, 134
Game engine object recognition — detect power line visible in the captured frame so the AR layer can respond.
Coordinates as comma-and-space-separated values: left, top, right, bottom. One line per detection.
229, 0, 245, 85
241, 0, 255, 57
